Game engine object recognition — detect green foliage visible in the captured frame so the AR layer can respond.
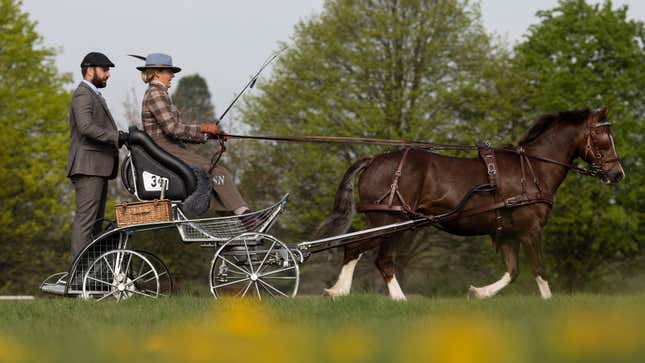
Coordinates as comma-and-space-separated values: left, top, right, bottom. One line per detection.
512, 0, 644, 289
239, 0, 514, 238
171, 73, 219, 162
0, 0, 72, 292
172, 74, 216, 123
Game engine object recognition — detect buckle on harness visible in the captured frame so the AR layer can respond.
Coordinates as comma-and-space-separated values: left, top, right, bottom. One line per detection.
487, 163, 496, 175
505, 196, 519, 207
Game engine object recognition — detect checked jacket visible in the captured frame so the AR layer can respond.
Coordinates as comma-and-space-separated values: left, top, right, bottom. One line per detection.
141, 80, 206, 143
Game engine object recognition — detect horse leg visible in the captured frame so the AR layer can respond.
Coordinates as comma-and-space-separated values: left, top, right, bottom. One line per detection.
469, 240, 519, 299
323, 245, 364, 298
375, 238, 406, 301
521, 229, 552, 299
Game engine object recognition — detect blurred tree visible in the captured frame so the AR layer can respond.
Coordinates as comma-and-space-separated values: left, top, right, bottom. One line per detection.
239, 0, 516, 237
0, 0, 72, 292
512, 0, 644, 290
172, 74, 216, 124
121, 87, 141, 129
171, 73, 220, 162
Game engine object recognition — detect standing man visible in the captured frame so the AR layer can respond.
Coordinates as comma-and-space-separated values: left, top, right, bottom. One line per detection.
67, 52, 127, 261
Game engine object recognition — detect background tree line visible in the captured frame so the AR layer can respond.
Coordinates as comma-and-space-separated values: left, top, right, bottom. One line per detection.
1, 0, 642, 295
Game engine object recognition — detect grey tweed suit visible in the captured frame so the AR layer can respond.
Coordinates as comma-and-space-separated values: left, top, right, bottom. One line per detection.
67, 82, 120, 261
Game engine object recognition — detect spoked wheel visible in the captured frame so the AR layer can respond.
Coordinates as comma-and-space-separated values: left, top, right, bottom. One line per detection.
82, 249, 164, 301
135, 250, 174, 297
210, 233, 300, 299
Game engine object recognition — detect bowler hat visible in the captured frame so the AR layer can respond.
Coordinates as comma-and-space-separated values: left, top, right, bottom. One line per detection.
135, 53, 181, 73
81, 52, 115, 68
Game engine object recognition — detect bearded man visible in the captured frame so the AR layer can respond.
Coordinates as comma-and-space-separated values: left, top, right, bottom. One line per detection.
67, 52, 127, 261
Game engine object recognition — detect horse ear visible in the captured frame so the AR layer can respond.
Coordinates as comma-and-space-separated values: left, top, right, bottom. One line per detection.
596, 106, 609, 120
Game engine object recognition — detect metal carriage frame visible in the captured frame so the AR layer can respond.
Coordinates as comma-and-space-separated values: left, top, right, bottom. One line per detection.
40, 129, 441, 301
40, 191, 433, 300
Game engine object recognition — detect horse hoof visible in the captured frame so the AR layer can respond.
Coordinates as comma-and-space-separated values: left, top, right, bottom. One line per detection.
467, 286, 476, 300
468, 285, 486, 300
323, 288, 346, 299
392, 296, 407, 302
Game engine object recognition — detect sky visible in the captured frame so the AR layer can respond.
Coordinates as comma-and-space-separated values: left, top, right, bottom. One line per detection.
21, 0, 645, 131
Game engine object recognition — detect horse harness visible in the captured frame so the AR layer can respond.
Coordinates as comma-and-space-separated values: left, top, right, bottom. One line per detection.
209, 114, 613, 233
355, 116, 616, 232
356, 147, 554, 233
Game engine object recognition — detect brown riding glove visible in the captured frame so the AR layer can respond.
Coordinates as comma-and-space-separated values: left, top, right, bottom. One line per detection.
200, 123, 228, 141
200, 123, 219, 134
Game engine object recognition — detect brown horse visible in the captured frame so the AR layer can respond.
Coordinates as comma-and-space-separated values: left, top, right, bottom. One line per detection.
318, 108, 624, 300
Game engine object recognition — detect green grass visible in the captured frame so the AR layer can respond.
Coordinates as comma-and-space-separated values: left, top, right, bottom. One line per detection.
1, 294, 645, 363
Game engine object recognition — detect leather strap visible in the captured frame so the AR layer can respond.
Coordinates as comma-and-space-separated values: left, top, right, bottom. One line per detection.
358, 191, 553, 223
362, 149, 413, 212
478, 147, 506, 232
427, 191, 553, 224
387, 149, 410, 207
208, 137, 226, 174
478, 147, 499, 188
358, 145, 555, 228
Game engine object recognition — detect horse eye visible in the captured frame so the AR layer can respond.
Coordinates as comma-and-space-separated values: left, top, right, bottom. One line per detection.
595, 135, 612, 148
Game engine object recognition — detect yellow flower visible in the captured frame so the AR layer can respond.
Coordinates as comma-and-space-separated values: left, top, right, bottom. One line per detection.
139, 299, 310, 363
324, 326, 374, 363
0, 335, 28, 362
551, 310, 645, 358
400, 315, 517, 363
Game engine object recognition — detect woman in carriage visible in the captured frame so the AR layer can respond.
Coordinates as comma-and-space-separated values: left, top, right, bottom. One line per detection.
134, 53, 250, 215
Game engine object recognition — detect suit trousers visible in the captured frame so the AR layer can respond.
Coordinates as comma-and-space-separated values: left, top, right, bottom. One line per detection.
70, 175, 108, 261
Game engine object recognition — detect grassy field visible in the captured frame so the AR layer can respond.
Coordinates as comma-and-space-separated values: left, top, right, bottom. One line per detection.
1, 293, 644, 363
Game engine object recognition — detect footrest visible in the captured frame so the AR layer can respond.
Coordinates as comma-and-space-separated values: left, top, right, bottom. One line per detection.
40, 283, 66, 296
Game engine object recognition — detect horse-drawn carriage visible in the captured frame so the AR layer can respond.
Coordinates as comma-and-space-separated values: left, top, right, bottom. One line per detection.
39, 128, 423, 300
41, 108, 624, 301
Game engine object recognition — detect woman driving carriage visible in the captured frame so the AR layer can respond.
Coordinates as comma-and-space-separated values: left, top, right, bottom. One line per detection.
135, 53, 249, 215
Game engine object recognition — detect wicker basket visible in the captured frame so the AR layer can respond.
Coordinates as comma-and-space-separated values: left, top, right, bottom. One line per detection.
115, 199, 172, 227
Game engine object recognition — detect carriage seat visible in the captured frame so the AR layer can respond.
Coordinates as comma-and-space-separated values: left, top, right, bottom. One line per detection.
121, 127, 212, 214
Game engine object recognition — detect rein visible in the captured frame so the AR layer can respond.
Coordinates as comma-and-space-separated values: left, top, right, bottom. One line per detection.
215, 132, 600, 176
220, 133, 476, 150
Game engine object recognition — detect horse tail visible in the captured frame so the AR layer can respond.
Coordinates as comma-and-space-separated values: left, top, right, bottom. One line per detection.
314, 156, 373, 239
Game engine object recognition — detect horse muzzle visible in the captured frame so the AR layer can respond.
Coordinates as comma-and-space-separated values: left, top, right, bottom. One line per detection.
603, 167, 625, 184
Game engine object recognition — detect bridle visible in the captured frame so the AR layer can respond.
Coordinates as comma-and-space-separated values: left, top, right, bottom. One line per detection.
582, 119, 620, 177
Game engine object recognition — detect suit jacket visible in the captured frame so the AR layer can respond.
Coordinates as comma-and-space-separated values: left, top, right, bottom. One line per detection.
66, 82, 120, 179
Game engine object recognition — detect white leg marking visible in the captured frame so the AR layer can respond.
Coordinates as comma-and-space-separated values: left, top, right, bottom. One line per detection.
324, 254, 362, 298
387, 275, 407, 301
536, 276, 552, 299
469, 272, 512, 299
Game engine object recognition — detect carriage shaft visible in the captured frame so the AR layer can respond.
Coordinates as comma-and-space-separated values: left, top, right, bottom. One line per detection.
296, 218, 430, 253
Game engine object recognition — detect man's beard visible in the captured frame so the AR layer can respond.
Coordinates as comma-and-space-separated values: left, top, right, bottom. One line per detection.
91, 73, 108, 88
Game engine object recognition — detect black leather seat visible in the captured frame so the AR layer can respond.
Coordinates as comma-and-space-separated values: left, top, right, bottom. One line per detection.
121, 128, 197, 201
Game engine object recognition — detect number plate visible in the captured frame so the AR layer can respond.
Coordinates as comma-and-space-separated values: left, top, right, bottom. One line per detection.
142, 171, 169, 192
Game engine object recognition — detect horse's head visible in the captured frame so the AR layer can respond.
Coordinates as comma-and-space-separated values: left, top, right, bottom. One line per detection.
576, 107, 625, 184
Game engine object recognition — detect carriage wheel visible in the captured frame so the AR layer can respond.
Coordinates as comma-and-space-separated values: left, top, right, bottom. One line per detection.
82, 249, 162, 301
209, 233, 299, 299
135, 250, 174, 297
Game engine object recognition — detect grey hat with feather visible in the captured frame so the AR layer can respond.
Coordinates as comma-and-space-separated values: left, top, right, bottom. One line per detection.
129, 53, 181, 73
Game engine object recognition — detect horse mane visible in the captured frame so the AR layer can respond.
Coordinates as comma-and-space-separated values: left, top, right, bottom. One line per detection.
517, 109, 591, 145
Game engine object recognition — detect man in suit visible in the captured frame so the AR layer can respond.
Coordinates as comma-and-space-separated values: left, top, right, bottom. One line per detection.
67, 52, 127, 261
